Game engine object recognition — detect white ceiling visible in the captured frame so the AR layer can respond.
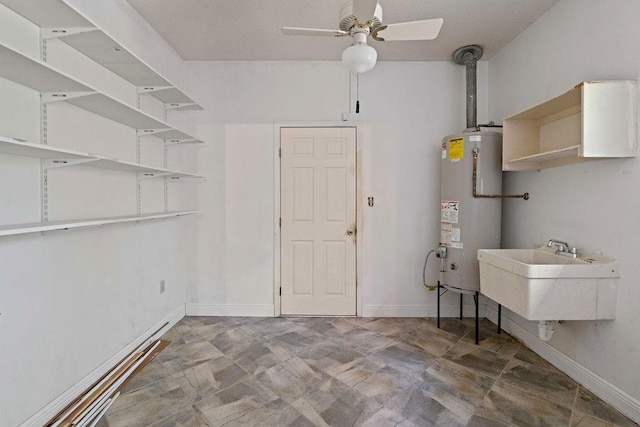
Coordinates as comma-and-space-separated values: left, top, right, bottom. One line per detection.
126, 0, 559, 62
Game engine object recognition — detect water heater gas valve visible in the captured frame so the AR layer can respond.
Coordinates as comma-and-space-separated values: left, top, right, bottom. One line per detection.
436, 245, 447, 259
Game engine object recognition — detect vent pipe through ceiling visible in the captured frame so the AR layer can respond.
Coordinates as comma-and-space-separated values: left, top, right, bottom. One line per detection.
453, 45, 483, 130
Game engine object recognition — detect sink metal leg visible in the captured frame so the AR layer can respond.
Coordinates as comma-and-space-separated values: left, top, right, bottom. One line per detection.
459, 293, 463, 320
474, 291, 479, 345
437, 280, 441, 329
498, 304, 502, 334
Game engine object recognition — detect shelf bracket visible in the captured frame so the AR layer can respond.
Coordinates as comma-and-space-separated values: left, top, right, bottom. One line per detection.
136, 129, 168, 137
138, 172, 172, 180
136, 133, 142, 214
41, 27, 98, 40
43, 158, 100, 170
164, 140, 169, 212
166, 139, 198, 145
137, 86, 173, 95
42, 91, 96, 104
165, 103, 198, 111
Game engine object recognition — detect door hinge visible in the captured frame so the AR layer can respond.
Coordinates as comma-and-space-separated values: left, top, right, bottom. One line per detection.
279, 287, 282, 296
279, 148, 281, 158
279, 217, 281, 227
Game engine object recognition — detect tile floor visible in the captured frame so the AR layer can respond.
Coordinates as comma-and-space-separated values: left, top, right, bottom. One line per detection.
97, 317, 638, 427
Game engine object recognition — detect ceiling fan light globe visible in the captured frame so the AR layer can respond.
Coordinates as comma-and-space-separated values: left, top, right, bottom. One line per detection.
341, 43, 377, 73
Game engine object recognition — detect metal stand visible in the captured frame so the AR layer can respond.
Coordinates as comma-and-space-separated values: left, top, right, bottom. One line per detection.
474, 291, 479, 344
437, 280, 441, 328
437, 283, 480, 345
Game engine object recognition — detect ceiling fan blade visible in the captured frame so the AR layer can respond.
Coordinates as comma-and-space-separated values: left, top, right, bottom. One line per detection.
373, 18, 444, 41
281, 27, 348, 37
353, 0, 378, 24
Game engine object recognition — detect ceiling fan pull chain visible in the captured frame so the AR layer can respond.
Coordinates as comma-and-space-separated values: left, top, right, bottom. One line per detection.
356, 73, 360, 113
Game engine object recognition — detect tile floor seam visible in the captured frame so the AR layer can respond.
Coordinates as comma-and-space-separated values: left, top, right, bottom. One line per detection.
196, 407, 212, 427
568, 385, 580, 427
574, 385, 637, 427
491, 373, 577, 415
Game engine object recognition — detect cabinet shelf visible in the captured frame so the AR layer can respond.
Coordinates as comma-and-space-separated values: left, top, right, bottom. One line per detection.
503, 80, 637, 171
505, 145, 581, 169
0, 211, 197, 237
1, 0, 202, 109
0, 136, 203, 180
0, 42, 204, 143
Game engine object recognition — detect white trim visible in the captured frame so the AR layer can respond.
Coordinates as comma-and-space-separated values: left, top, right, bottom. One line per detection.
273, 121, 364, 317
185, 303, 275, 317
21, 305, 185, 427
273, 124, 281, 317
362, 303, 487, 318
486, 305, 640, 424
355, 124, 364, 317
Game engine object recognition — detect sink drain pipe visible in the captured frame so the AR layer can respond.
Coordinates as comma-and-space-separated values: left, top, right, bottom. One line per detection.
538, 321, 557, 341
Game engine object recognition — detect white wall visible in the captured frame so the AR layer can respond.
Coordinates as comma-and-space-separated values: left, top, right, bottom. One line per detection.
183, 59, 489, 317
0, 2, 197, 425
488, 0, 640, 420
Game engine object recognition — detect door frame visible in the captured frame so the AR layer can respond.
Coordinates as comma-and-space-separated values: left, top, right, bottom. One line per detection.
273, 122, 365, 317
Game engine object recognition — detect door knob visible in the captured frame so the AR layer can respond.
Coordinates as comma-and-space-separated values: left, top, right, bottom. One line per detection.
346, 229, 354, 236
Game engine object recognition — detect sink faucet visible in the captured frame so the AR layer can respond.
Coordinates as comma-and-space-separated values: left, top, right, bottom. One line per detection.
547, 239, 578, 258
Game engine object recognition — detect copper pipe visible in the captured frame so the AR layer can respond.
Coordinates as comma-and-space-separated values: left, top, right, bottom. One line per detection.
472, 148, 529, 200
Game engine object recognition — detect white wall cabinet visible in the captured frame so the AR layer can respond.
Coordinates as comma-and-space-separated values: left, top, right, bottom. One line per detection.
0, 0, 204, 236
502, 80, 637, 171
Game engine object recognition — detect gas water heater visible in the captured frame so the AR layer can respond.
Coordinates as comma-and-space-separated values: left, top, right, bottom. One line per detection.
439, 131, 503, 293
431, 45, 528, 344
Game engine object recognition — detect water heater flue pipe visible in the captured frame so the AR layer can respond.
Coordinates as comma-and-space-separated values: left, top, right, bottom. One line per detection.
453, 45, 483, 129
472, 148, 529, 200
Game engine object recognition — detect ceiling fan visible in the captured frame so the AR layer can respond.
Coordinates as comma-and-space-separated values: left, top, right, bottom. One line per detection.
281, 0, 444, 73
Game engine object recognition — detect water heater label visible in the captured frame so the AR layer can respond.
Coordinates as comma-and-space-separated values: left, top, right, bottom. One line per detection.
449, 137, 464, 160
441, 200, 459, 223
451, 227, 461, 242
441, 142, 447, 159
441, 223, 463, 248
441, 222, 452, 246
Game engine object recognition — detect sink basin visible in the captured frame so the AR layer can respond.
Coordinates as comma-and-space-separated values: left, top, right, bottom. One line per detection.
478, 247, 619, 320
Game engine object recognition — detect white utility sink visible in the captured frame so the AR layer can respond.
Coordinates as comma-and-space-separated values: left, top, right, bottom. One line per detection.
478, 247, 619, 320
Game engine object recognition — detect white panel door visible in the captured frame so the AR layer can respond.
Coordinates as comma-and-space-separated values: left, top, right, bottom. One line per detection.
281, 127, 356, 315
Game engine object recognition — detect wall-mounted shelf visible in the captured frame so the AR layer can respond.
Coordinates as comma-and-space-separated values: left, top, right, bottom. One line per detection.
0, 42, 204, 143
1, 0, 202, 109
0, 1, 203, 232
0, 43, 91, 92
0, 136, 203, 180
503, 80, 637, 171
0, 211, 197, 237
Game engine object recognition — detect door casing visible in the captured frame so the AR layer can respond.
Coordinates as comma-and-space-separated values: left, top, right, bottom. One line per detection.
273, 122, 364, 317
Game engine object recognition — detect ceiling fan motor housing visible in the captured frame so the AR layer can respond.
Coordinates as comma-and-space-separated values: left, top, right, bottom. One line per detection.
339, 1, 383, 31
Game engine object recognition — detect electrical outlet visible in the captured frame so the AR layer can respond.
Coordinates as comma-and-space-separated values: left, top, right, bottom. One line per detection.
160, 280, 166, 294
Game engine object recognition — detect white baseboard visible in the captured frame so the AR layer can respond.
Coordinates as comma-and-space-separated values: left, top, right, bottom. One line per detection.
21, 305, 185, 427
186, 303, 275, 317
362, 304, 487, 318
485, 305, 640, 424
